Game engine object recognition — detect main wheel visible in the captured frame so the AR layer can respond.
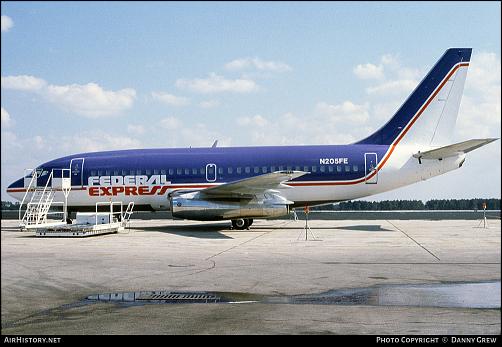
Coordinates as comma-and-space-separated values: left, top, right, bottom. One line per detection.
231, 218, 250, 230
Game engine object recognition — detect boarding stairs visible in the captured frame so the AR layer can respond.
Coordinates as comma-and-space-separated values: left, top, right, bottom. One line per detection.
19, 169, 71, 230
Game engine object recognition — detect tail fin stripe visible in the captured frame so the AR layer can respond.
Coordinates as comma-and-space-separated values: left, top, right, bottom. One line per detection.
391, 63, 469, 147
357, 48, 472, 146
375, 62, 469, 172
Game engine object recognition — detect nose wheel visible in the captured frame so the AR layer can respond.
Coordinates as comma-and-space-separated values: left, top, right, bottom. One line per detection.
231, 218, 253, 230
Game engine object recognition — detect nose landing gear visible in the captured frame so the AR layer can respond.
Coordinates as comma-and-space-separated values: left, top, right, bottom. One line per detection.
231, 218, 253, 230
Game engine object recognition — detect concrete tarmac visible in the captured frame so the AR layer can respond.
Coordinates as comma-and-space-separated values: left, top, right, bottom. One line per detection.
1, 218, 500, 334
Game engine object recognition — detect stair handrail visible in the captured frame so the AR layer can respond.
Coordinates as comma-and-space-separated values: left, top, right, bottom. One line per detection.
18, 169, 40, 222
123, 202, 135, 224
34, 170, 54, 225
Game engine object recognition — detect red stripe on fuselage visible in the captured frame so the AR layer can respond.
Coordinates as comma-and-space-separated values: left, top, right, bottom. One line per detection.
7, 187, 88, 193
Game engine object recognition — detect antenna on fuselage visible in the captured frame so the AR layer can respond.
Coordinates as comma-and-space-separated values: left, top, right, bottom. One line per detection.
211, 140, 218, 148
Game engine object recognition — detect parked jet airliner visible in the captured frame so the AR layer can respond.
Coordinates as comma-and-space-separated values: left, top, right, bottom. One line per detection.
7, 48, 497, 229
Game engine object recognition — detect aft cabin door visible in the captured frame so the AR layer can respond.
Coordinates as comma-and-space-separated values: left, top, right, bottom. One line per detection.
70, 158, 85, 187
364, 153, 378, 184
206, 163, 217, 182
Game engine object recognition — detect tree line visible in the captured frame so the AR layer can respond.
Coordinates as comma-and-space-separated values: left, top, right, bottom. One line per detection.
2, 199, 500, 211
301, 199, 499, 211
324, 198, 501, 211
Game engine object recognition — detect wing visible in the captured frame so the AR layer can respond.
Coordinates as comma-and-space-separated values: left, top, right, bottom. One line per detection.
200, 170, 309, 198
413, 138, 498, 160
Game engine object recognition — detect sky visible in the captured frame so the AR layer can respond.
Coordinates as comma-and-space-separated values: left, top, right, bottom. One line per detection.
1, 1, 501, 202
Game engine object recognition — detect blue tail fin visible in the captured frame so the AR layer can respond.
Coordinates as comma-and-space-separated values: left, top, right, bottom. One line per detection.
357, 48, 472, 146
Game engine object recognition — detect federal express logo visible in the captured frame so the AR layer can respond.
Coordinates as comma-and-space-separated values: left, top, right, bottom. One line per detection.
87, 175, 171, 196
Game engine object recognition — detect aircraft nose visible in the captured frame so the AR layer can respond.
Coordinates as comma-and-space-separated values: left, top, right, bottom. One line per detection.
7, 177, 24, 191
6, 177, 24, 199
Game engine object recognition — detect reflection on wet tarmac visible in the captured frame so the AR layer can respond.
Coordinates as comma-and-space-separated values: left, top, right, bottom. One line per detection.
276, 281, 500, 308
86, 281, 500, 309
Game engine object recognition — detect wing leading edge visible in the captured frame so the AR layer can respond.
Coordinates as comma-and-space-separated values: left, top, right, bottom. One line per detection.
200, 170, 309, 198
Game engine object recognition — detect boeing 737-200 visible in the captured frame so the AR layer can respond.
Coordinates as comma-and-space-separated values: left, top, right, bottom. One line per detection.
7, 48, 498, 229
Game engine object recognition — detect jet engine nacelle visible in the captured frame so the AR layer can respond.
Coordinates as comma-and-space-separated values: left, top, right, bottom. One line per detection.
169, 190, 290, 221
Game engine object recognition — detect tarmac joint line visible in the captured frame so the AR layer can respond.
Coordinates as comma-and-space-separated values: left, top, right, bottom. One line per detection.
204, 220, 294, 261
386, 220, 441, 262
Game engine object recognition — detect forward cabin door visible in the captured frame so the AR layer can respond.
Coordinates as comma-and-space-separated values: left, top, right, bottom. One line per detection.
206, 163, 217, 182
70, 158, 85, 187
364, 153, 378, 184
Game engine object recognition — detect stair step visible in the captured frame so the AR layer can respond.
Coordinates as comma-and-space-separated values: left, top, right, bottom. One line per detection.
22, 187, 56, 225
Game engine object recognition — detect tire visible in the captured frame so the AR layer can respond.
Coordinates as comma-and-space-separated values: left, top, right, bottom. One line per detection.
247, 218, 253, 226
231, 218, 249, 230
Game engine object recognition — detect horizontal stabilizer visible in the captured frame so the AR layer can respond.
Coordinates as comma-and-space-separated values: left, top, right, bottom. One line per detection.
413, 138, 498, 160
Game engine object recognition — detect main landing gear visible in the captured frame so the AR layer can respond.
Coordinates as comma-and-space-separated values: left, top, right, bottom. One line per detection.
231, 218, 253, 230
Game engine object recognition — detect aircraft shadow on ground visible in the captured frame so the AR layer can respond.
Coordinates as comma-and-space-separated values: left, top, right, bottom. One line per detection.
332, 224, 394, 232
130, 223, 234, 239
252, 224, 393, 232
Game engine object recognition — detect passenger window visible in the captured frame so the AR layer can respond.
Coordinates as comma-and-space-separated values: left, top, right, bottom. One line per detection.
146, 169, 151, 175
207, 167, 214, 174
105, 170, 111, 176
91, 170, 96, 176
345, 165, 350, 172
286, 166, 292, 171
270, 166, 276, 172
328, 166, 334, 173
218, 167, 223, 174
98, 170, 103, 176
122, 170, 128, 176
336, 166, 342, 172
169, 169, 174, 175
254, 167, 259, 174
184, 168, 190, 175
278, 166, 284, 171
161, 169, 166, 175
353, 165, 358, 172
228, 167, 233, 174
177, 168, 182, 175
295, 166, 301, 171
193, 168, 198, 175
154, 169, 159, 175
136, 169, 141, 175
200, 168, 204, 175
245, 167, 251, 174
311, 166, 317, 173
262, 166, 267, 173
113, 170, 119, 175
303, 166, 309, 172
320, 166, 325, 173
237, 167, 242, 174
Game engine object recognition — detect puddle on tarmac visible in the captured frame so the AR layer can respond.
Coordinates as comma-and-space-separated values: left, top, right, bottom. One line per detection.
3, 281, 499, 330
86, 281, 500, 309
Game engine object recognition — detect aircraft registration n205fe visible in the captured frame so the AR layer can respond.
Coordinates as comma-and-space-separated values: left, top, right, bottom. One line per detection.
7, 48, 498, 230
